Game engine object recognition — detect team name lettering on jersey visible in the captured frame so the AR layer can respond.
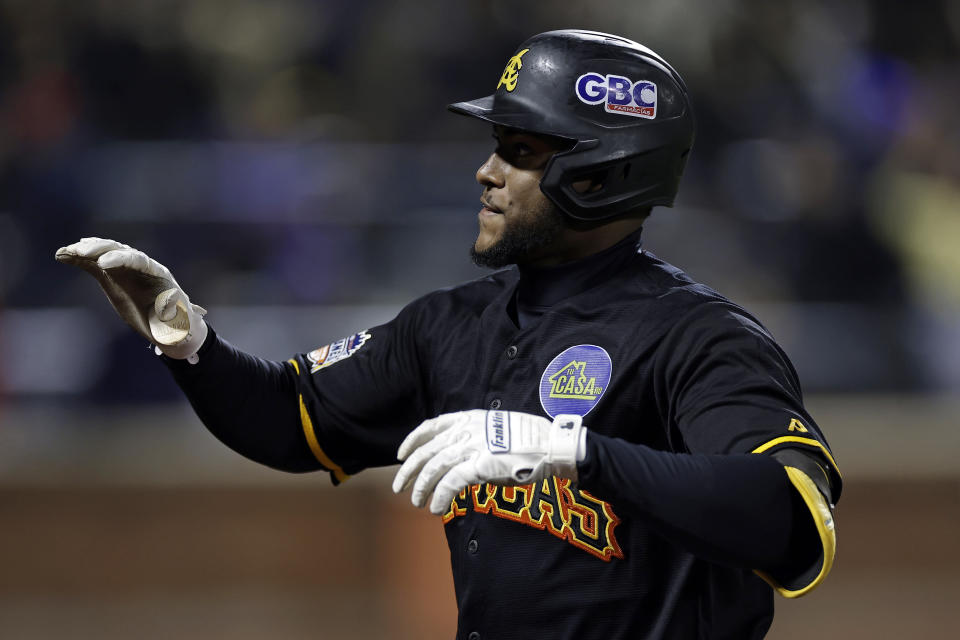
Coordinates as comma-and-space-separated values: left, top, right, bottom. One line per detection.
307, 331, 371, 373
442, 478, 624, 562
540, 345, 612, 418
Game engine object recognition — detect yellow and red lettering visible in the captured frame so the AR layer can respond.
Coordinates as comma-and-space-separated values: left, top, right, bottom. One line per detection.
443, 477, 624, 562
441, 487, 470, 524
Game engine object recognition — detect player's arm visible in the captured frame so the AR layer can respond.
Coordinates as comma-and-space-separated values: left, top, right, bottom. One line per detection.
653, 303, 842, 597
574, 433, 829, 593
391, 409, 822, 584
57, 237, 427, 480
55, 238, 328, 473
161, 327, 323, 472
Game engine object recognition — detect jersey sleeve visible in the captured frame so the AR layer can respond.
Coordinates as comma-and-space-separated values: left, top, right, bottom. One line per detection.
655, 301, 842, 597
287, 299, 430, 485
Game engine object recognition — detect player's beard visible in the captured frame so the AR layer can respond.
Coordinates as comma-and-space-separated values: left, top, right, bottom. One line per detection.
470, 201, 566, 268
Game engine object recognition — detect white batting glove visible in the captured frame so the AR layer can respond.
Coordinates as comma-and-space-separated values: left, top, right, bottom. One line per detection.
55, 237, 208, 360
392, 409, 587, 515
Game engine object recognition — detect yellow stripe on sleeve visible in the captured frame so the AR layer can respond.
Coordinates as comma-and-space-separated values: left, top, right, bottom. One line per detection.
751, 435, 842, 479
754, 466, 837, 598
288, 358, 349, 484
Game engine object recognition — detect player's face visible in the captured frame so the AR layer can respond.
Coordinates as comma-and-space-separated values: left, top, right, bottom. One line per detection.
471, 126, 569, 268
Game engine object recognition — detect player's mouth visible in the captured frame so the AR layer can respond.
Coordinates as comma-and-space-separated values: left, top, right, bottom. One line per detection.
479, 198, 503, 217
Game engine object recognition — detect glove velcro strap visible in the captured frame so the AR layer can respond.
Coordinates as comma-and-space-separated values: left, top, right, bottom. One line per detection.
548, 414, 584, 478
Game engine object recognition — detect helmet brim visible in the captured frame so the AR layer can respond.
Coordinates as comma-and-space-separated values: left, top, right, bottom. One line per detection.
447, 95, 495, 118
448, 95, 576, 141
448, 95, 529, 129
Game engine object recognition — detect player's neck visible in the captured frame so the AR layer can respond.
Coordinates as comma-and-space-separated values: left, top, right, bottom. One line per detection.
516, 227, 642, 309
519, 217, 646, 268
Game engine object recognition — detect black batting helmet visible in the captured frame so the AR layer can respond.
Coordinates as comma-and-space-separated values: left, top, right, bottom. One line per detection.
449, 29, 695, 222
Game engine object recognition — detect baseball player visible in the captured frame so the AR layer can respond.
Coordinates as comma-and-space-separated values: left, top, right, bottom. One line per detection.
57, 30, 841, 639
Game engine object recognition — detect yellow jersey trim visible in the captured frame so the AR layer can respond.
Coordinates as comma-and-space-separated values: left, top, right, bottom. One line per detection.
288, 358, 349, 484
751, 436, 842, 479
754, 466, 837, 598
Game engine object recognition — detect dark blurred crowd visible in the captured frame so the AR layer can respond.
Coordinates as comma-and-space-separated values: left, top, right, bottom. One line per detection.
1, 0, 958, 399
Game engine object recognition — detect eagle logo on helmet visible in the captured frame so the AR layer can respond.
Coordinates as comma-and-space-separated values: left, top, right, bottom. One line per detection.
496, 48, 530, 92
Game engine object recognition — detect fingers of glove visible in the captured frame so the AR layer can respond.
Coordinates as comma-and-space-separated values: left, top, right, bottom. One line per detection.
56, 237, 132, 262
55, 238, 133, 275
392, 430, 454, 494
396, 412, 464, 462
97, 248, 173, 281
410, 446, 473, 509
428, 461, 479, 515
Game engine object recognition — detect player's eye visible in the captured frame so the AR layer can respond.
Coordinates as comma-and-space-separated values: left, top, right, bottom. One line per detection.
494, 140, 533, 163
512, 142, 533, 156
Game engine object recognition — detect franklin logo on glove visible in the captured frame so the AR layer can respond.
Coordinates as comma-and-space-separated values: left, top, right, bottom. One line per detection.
486, 411, 510, 452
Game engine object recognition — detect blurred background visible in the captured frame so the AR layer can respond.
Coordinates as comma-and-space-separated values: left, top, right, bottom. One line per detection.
0, 0, 957, 637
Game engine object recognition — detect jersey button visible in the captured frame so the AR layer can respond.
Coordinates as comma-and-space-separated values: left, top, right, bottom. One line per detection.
505, 345, 518, 359
467, 539, 479, 554
489, 398, 501, 409
468, 633, 480, 640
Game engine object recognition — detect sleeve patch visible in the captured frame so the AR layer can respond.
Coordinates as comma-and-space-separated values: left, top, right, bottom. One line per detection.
308, 331, 372, 373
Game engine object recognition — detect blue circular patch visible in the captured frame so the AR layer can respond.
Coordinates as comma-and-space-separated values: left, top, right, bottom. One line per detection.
539, 345, 613, 418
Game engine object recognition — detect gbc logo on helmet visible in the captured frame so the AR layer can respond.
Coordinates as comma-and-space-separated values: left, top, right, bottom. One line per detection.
575, 73, 657, 119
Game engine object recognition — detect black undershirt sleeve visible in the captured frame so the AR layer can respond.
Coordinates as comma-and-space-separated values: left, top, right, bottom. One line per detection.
577, 431, 819, 577
160, 325, 322, 473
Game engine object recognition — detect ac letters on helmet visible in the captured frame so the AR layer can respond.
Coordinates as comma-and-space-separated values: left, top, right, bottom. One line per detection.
576, 73, 657, 119
497, 48, 530, 92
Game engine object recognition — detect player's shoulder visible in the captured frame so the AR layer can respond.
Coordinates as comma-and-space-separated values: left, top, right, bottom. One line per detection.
630, 250, 772, 338
632, 250, 725, 300
401, 267, 518, 320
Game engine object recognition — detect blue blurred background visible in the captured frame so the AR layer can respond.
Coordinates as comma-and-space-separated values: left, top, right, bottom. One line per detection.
0, 1, 957, 638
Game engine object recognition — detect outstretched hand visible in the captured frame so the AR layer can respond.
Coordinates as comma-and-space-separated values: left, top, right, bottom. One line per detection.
56, 237, 208, 359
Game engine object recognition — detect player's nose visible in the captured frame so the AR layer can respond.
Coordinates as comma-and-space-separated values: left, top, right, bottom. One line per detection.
476, 152, 506, 189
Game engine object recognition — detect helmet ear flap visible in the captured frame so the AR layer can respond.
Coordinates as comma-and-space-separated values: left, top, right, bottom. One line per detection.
569, 169, 609, 195
540, 147, 689, 221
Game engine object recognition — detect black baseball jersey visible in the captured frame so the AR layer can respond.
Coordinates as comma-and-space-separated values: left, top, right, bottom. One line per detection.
286, 234, 842, 640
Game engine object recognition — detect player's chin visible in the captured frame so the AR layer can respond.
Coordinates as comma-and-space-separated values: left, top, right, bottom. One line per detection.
471, 234, 507, 268
474, 227, 501, 254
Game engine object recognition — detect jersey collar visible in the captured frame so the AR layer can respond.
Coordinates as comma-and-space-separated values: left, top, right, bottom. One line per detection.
516, 228, 644, 311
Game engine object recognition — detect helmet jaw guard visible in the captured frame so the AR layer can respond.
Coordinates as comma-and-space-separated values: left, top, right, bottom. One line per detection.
541, 119, 692, 222
449, 29, 695, 222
